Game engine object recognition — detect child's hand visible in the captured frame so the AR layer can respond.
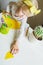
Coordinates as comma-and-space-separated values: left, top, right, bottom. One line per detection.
10, 41, 19, 54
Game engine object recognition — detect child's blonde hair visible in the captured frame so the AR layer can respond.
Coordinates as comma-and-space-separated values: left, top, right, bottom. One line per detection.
7, 0, 38, 17
18, 0, 38, 9
17, 0, 38, 17
7, 1, 18, 15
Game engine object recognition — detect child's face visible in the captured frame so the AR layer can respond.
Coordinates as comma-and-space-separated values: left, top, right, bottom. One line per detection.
13, 6, 33, 21
13, 7, 28, 21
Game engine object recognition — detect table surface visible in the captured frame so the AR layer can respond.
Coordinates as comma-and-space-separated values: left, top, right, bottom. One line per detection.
0, 13, 43, 65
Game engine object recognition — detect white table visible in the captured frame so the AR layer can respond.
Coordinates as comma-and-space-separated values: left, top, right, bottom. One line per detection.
0, 13, 43, 65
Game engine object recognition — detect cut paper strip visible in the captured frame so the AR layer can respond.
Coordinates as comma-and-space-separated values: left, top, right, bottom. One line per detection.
5, 51, 14, 60
35, 10, 41, 15
30, 6, 41, 15
23, 0, 33, 7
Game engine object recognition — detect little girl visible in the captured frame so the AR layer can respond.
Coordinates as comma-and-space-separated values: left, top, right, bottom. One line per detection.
7, 0, 38, 54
